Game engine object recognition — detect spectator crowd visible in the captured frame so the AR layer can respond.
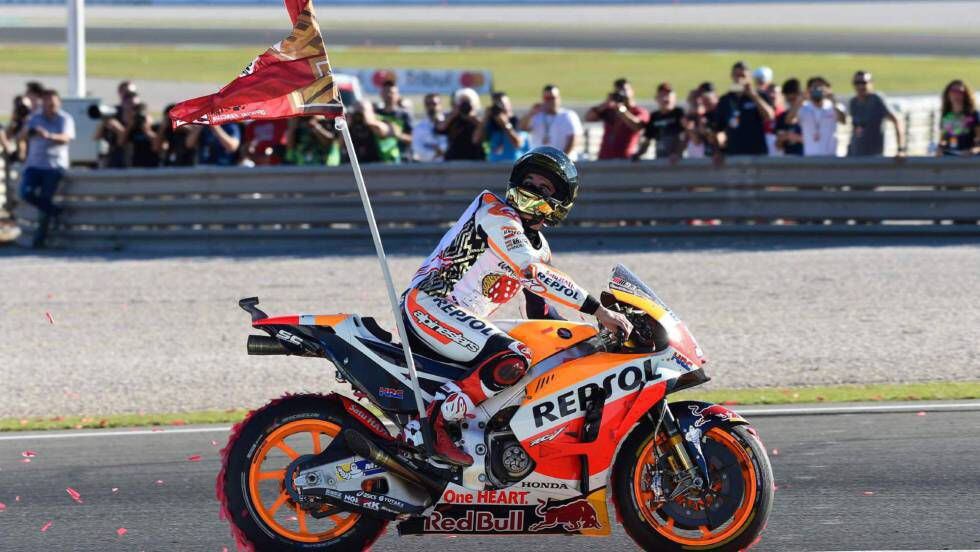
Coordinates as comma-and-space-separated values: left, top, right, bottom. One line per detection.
2, 63, 980, 245
4, 65, 980, 176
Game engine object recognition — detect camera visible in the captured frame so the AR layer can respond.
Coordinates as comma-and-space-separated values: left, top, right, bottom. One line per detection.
490, 104, 503, 118
811, 87, 825, 101
87, 103, 116, 120
610, 92, 626, 103
459, 101, 473, 116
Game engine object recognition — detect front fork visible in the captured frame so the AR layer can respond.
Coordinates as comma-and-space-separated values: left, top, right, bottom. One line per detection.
656, 405, 709, 493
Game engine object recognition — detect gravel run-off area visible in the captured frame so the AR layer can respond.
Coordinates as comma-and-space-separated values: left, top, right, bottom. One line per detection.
1, 239, 978, 418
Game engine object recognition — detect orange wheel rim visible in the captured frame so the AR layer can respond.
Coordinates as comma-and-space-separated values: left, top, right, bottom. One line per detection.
633, 427, 758, 547
247, 419, 360, 543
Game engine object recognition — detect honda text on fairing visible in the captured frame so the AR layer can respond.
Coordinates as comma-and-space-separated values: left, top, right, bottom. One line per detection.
220, 265, 773, 551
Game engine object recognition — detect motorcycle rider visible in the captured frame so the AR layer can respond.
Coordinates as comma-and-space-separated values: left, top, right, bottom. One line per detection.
401, 146, 633, 466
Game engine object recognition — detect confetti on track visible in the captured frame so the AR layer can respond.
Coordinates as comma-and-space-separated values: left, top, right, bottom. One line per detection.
45, 312, 55, 324
116, 527, 128, 537
0, 502, 6, 512
40, 521, 53, 532
66, 487, 83, 504
187, 454, 202, 462
21, 450, 38, 458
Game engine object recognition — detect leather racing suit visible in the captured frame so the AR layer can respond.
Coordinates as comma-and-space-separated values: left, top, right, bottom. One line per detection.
400, 190, 601, 463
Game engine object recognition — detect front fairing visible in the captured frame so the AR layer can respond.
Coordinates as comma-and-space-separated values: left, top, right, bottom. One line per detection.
608, 264, 706, 368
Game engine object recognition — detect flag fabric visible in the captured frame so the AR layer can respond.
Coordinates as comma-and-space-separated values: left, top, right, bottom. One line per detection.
170, 0, 343, 128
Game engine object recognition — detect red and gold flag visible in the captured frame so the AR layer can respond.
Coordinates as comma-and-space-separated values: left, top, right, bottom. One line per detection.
170, 0, 343, 128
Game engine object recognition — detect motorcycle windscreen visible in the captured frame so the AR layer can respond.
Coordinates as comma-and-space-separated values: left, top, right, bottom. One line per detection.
608, 264, 705, 364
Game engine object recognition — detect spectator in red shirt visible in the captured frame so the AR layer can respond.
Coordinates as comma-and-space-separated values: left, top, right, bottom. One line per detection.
585, 77, 649, 160
243, 119, 288, 166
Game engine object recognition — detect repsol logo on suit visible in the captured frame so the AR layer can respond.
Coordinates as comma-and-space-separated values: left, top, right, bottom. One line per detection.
532, 359, 656, 428
430, 296, 498, 337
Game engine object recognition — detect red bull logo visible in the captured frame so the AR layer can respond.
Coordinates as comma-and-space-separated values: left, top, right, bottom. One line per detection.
423, 509, 524, 532
528, 498, 601, 532
689, 403, 745, 428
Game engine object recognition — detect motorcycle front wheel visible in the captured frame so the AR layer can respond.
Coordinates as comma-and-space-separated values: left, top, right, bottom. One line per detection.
613, 422, 773, 551
217, 394, 388, 552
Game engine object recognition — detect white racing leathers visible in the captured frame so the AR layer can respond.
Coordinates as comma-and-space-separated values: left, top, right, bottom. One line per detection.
401, 191, 598, 418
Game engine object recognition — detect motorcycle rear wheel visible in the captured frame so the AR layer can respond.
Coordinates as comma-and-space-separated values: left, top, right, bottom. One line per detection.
218, 394, 388, 551
613, 422, 773, 551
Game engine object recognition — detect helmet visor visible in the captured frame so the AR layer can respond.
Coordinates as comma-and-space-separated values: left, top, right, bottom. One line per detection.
506, 186, 572, 225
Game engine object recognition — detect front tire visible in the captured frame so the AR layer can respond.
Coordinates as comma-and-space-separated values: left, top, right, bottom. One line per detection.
217, 394, 388, 551
613, 421, 773, 551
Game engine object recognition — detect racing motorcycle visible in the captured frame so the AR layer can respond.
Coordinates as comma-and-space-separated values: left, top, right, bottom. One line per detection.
218, 265, 773, 551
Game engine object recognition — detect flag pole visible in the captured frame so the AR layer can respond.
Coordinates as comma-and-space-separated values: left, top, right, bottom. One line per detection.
334, 117, 433, 453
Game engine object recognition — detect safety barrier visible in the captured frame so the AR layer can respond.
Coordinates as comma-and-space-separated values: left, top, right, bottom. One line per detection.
13, 156, 980, 250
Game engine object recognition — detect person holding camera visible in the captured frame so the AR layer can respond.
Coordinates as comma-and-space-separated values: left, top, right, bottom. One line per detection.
16, 89, 74, 247
784, 76, 846, 157
774, 79, 805, 156
520, 84, 582, 160
475, 91, 528, 163
343, 100, 395, 165
438, 88, 486, 161
411, 93, 448, 163
186, 121, 242, 166
284, 115, 340, 166
712, 61, 774, 157
586, 78, 649, 160
154, 103, 198, 167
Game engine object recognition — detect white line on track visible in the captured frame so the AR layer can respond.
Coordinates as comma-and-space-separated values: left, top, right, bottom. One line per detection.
735, 402, 980, 417
0, 426, 231, 441
0, 402, 978, 442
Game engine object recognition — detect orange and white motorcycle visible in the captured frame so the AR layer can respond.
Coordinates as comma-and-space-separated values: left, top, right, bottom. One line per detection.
219, 264, 773, 551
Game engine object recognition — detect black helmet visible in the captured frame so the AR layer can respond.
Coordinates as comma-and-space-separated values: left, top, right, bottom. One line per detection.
506, 146, 579, 226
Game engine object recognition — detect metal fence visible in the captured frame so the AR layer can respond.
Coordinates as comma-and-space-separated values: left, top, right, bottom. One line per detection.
13, 157, 980, 250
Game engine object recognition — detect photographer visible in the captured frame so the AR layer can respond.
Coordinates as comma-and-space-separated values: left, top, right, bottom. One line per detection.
187, 121, 242, 167
785, 76, 846, 157
284, 115, 340, 166
93, 91, 136, 168
343, 100, 393, 165
17, 89, 74, 247
474, 91, 527, 162
586, 77, 648, 160
438, 88, 485, 161
155, 104, 197, 167
123, 94, 159, 167
712, 61, 774, 157
774, 78, 805, 156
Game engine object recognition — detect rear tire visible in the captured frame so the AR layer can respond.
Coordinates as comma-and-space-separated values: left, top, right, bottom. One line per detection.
613, 421, 773, 551
217, 394, 388, 551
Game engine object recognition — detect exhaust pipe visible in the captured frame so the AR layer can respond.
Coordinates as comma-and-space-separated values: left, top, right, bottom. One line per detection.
343, 429, 445, 497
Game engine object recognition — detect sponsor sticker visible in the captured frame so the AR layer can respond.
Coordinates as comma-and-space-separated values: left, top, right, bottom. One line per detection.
378, 386, 405, 400
423, 509, 525, 533
529, 498, 602, 532
441, 489, 530, 506
336, 459, 385, 480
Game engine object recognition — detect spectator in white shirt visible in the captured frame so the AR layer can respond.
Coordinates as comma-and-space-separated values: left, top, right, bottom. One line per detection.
785, 76, 846, 156
411, 93, 448, 162
519, 84, 582, 160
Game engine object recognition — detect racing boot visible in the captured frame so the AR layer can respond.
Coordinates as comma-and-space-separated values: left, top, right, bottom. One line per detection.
430, 390, 475, 466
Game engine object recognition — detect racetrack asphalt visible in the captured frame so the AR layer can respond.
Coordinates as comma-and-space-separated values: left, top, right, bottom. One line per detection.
0, 406, 978, 551
5, 2, 980, 56
5, 26, 980, 56
3, 240, 979, 419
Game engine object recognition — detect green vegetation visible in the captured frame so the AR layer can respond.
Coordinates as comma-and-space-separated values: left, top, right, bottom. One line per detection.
2, 381, 976, 432
673, 380, 980, 405
1, 45, 976, 105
